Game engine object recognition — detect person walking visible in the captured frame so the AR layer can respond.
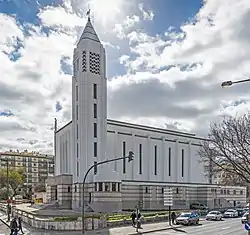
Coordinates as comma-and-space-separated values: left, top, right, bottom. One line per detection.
9, 217, 18, 235
131, 211, 136, 227
18, 217, 24, 234
171, 211, 177, 225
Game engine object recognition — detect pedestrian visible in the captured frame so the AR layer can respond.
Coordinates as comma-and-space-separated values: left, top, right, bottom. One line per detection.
137, 211, 142, 229
7, 204, 11, 222
18, 217, 24, 234
171, 211, 177, 225
9, 217, 18, 235
131, 211, 136, 227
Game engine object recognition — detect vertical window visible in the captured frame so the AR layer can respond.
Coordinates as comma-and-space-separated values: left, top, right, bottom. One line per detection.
94, 142, 97, 157
76, 105, 78, 120
98, 183, 103, 191
123, 141, 126, 174
76, 85, 78, 102
181, 149, 184, 177
94, 123, 97, 138
145, 187, 148, 193
77, 161, 79, 176
95, 183, 97, 191
168, 147, 171, 176
77, 143, 79, 158
112, 183, 116, 191
118, 183, 120, 192
176, 188, 179, 194
68, 186, 70, 192
94, 103, 97, 118
76, 124, 79, 139
139, 144, 142, 174
94, 161, 97, 174
154, 145, 157, 175
93, 84, 97, 99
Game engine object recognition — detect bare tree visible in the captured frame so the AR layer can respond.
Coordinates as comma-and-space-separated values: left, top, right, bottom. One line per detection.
198, 113, 250, 185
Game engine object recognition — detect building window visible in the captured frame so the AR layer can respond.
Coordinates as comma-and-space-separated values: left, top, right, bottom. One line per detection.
98, 183, 103, 191
89, 192, 91, 203
94, 103, 97, 118
77, 161, 79, 176
94, 123, 97, 138
161, 187, 164, 194
95, 183, 97, 191
112, 183, 116, 191
154, 145, 157, 175
123, 141, 126, 174
104, 183, 109, 192
93, 84, 97, 99
76, 124, 79, 139
168, 147, 171, 176
76, 105, 78, 120
77, 143, 79, 158
145, 187, 148, 193
82, 51, 87, 72
176, 188, 179, 194
89, 52, 100, 75
227, 190, 230, 194
68, 186, 70, 193
181, 149, 184, 177
94, 142, 97, 157
233, 190, 236, 195
118, 183, 120, 192
76, 85, 78, 102
221, 189, 223, 194
139, 144, 142, 174
240, 190, 243, 195
94, 161, 97, 175
75, 185, 77, 192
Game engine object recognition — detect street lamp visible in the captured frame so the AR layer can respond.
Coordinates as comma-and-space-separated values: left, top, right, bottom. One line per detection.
221, 78, 250, 87
220, 78, 250, 234
82, 151, 134, 234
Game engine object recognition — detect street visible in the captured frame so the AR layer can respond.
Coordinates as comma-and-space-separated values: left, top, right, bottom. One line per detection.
151, 218, 247, 235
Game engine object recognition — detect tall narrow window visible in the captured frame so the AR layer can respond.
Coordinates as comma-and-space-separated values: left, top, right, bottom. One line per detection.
94, 103, 97, 118
94, 123, 97, 138
76, 85, 78, 102
168, 147, 171, 176
139, 144, 142, 174
94, 142, 97, 157
93, 84, 97, 99
94, 161, 97, 174
181, 149, 184, 177
123, 141, 126, 174
154, 145, 157, 175
77, 161, 79, 176
77, 143, 79, 158
76, 105, 78, 120
76, 124, 79, 139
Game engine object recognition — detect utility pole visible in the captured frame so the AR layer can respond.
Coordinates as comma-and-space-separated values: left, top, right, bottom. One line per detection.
82, 151, 134, 234
6, 158, 10, 222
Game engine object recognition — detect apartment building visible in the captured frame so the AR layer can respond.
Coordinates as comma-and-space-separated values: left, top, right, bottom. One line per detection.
0, 150, 54, 194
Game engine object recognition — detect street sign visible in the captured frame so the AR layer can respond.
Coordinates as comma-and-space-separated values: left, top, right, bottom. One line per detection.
244, 222, 250, 231
164, 187, 173, 206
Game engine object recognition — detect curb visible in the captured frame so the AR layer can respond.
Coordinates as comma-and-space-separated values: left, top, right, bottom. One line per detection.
128, 225, 182, 235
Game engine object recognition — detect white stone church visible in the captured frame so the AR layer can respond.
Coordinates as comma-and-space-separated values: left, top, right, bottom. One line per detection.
46, 16, 247, 212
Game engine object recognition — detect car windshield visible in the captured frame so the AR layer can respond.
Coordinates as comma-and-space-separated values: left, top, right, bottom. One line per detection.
226, 210, 235, 212
180, 213, 191, 217
209, 211, 217, 214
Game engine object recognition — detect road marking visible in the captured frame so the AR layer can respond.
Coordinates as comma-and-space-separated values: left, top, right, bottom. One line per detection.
221, 226, 231, 229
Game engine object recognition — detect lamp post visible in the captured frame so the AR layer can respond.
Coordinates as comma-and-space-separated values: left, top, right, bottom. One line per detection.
221, 78, 250, 234
82, 151, 135, 234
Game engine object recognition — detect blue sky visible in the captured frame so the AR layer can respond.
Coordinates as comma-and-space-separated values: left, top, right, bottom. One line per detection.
1, 0, 250, 153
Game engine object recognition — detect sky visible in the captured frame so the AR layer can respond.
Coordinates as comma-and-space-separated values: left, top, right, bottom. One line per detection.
1, 0, 250, 154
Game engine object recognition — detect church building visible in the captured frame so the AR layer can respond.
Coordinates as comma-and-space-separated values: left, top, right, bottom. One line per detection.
46, 15, 247, 212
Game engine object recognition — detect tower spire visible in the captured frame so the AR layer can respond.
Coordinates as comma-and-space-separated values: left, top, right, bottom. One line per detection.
86, 8, 91, 20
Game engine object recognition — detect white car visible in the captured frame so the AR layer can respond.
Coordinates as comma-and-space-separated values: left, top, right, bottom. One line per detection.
241, 212, 249, 224
206, 211, 223, 220
224, 209, 238, 218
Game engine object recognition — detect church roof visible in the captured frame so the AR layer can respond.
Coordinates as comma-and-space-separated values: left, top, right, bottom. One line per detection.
78, 16, 100, 44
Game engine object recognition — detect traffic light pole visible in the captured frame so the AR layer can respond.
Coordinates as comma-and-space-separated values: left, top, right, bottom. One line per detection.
82, 151, 134, 234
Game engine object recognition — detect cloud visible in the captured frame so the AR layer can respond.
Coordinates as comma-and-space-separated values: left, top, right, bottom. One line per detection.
1, 0, 250, 155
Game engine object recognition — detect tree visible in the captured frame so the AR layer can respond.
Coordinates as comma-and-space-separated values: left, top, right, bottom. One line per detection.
0, 186, 14, 200
34, 184, 46, 192
198, 114, 250, 186
0, 167, 26, 196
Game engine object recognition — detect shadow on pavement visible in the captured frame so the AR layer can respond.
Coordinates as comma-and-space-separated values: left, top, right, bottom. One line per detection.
172, 227, 187, 233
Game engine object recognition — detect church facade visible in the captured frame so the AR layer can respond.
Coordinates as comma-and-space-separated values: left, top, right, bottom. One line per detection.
46, 16, 247, 212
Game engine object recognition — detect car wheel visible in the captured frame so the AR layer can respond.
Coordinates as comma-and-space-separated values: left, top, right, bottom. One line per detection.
196, 219, 199, 224
220, 217, 222, 221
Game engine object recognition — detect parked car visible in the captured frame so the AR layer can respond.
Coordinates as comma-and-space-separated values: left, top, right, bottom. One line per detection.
190, 203, 208, 210
176, 212, 199, 225
206, 211, 223, 221
224, 209, 238, 218
236, 208, 245, 217
241, 212, 249, 224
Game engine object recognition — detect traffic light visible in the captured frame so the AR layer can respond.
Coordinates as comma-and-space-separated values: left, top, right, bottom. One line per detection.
128, 151, 134, 162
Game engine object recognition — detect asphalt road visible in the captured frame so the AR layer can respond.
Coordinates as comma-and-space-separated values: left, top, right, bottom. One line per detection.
151, 218, 247, 235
